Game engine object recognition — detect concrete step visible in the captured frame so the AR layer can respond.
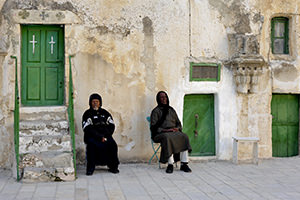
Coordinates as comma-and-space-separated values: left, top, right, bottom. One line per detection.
20, 106, 67, 121
19, 120, 68, 136
22, 166, 75, 182
19, 135, 72, 154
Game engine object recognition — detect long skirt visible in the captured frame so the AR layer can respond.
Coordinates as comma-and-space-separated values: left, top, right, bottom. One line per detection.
153, 131, 192, 164
86, 136, 119, 171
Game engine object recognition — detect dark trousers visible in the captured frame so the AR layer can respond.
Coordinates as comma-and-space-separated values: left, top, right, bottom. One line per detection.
86, 136, 119, 172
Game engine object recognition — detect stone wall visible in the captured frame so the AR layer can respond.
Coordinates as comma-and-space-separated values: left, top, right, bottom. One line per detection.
0, 0, 299, 167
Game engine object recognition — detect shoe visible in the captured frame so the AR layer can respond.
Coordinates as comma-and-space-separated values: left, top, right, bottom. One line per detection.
108, 168, 120, 174
86, 170, 94, 176
166, 164, 173, 173
180, 163, 192, 173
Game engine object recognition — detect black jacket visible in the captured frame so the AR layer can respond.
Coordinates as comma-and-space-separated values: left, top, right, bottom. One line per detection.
82, 108, 115, 144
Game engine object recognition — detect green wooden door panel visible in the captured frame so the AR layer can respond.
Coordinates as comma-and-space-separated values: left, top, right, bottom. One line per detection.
27, 67, 40, 100
21, 25, 64, 106
46, 30, 59, 62
27, 30, 41, 62
288, 126, 299, 156
183, 94, 215, 156
45, 67, 58, 100
271, 94, 299, 157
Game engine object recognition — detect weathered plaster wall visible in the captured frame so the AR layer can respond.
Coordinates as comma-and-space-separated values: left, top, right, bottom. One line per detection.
68, 0, 190, 162
0, 0, 299, 167
258, 0, 300, 92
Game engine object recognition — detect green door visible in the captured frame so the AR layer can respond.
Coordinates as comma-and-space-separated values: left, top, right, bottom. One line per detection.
271, 94, 299, 157
21, 25, 64, 106
183, 94, 215, 156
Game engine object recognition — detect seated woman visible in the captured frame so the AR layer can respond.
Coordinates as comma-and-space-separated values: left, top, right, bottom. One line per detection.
82, 93, 119, 175
150, 91, 192, 173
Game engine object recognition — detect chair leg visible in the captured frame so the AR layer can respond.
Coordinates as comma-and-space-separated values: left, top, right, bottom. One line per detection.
149, 143, 161, 169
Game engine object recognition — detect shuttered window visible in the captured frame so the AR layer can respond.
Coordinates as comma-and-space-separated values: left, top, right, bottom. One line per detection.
271, 17, 289, 54
189, 62, 220, 81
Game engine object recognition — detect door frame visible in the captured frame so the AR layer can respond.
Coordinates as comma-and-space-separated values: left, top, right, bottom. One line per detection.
21, 24, 65, 106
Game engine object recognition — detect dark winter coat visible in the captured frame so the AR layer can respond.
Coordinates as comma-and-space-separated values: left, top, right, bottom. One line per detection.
82, 94, 119, 169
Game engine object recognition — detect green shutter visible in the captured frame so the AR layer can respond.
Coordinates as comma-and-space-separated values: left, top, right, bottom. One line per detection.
271, 17, 289, 54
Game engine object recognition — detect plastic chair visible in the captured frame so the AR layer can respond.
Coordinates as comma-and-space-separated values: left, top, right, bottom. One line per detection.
146, 116, 161, 168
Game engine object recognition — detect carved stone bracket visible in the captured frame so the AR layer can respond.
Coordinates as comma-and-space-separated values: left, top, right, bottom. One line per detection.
229, 55, 266, 94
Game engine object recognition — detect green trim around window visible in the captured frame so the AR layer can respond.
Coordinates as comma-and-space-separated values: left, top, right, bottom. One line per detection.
271, 17, 289, 54
189, 62, 221, 82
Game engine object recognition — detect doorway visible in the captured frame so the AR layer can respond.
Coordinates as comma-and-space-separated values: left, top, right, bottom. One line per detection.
182, 94, 216, 156
21, 25, 64, 106
271, 94, 299, 157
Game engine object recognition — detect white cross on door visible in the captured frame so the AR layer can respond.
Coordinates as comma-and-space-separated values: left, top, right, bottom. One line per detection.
29, 35, 37, 54
49, 36, 56, 55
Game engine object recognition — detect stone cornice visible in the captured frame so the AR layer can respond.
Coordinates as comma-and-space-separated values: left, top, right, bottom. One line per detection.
11, 9, 82, 24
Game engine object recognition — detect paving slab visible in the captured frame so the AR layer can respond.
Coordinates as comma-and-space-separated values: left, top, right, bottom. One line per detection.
0, 157, 299, 199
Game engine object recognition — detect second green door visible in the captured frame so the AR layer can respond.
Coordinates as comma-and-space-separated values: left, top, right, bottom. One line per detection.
183, 94, 215, 156
271, 94, 299, 157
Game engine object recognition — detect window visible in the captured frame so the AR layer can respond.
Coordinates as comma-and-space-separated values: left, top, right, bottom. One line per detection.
189, 62, 221, 82
271, 17, 289, 54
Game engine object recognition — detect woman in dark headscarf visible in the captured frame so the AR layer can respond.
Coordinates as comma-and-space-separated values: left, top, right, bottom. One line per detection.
150, 91, 192, 173
82, 93, 119, 175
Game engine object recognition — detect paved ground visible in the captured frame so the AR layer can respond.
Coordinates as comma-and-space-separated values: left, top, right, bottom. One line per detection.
0, 157, 300, 200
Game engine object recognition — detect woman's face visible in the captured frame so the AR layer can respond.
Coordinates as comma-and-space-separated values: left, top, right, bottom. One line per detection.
91, 99, 100, 110
159, 92, 168, 105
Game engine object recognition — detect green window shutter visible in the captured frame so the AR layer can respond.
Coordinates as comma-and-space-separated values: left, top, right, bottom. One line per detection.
189, 62, 221, 82
271, 17, 289, 54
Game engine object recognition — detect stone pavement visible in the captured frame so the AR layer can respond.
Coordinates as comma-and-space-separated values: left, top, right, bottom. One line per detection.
0, 157, 300, 200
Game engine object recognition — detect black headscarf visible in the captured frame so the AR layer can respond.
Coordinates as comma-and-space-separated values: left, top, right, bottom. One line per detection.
150, 91, 170, 136
156, 91, 169, 107
89, 93, 102, 108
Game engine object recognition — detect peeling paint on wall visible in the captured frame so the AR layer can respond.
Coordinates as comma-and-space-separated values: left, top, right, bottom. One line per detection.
0, 0, 299, 168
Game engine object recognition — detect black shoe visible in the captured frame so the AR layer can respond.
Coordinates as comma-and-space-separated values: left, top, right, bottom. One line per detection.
108, 168, 120, 174
180, 164, 192, 173
166, 164, 173, 173
86, 170, 94, 176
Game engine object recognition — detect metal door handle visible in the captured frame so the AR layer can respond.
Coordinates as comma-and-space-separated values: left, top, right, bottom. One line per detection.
194, 114, 199, 137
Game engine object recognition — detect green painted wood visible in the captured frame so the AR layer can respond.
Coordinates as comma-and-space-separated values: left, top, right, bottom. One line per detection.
27, 67, 40, 100
183, 94, 215, 156
21, 25, 64, 106
271, 94, 299, 157
68, 55, 77, 177
11, 56, 20, 181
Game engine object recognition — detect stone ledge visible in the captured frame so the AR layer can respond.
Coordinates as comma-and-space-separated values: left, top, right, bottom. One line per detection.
20, 152, 73, 169
19, 135, 72, 154
20, 120, 69, 131
22, 167, 75, 182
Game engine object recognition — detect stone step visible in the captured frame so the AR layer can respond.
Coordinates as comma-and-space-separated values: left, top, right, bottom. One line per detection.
20, 106, 67, 121
19, 135, 72, 154
20, 152, 73, 169
19, 120, 69, 136
22, 167, 75, 182
18, 106, 75, 182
